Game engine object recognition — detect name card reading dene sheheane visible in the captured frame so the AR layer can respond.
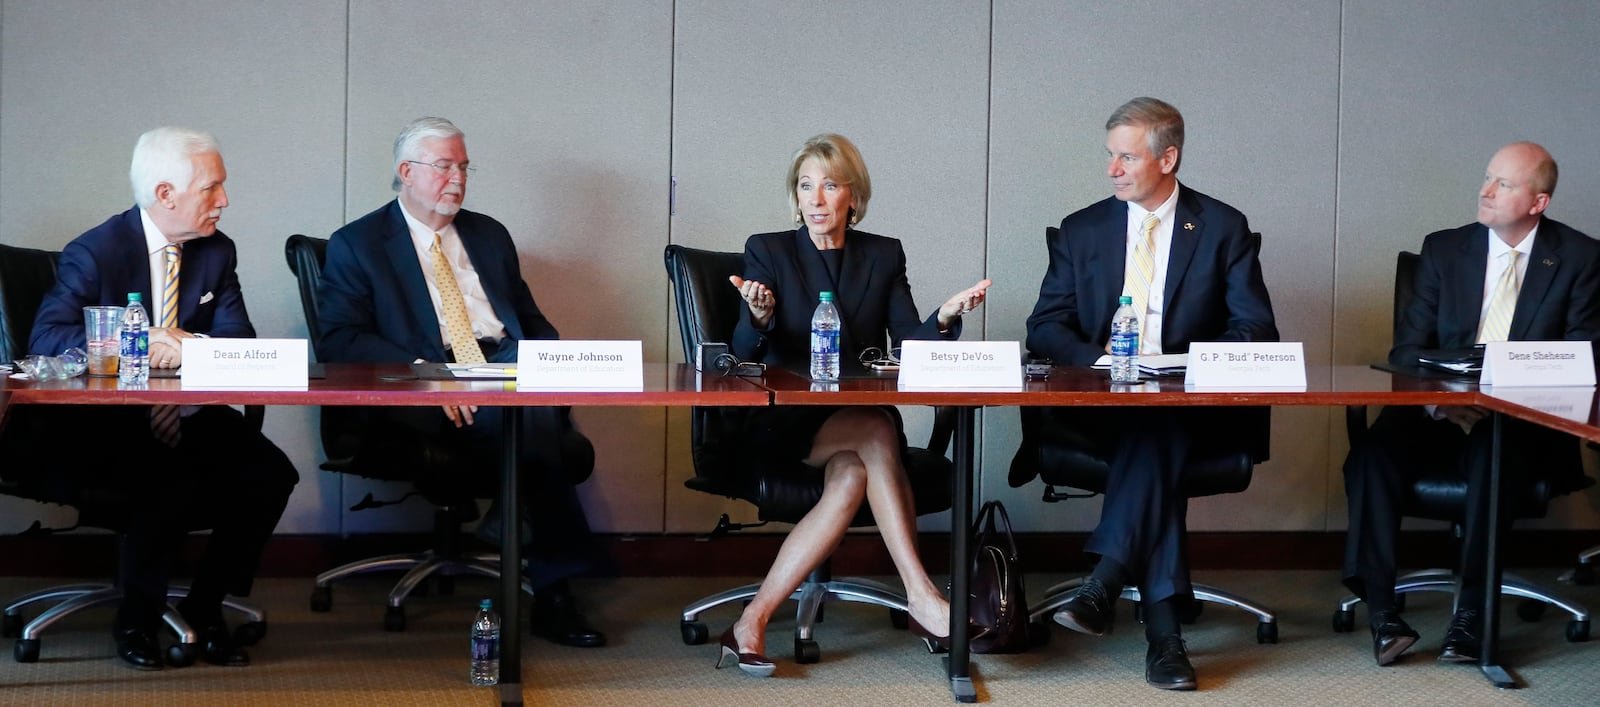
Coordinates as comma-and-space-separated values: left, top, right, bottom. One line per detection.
517, 340, 643, 389
898, 340, 1022, 388
1481, 341, 1596, 387
1184, 342, 1306, 388
181, 338, 308, 388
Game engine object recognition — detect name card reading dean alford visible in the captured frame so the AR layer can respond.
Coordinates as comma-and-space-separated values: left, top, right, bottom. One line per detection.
898, 340, 1022, 388
517, 340, 643, 389
180, 338, 308, 388
1184, 342, 1306, 389
1480, 341, 1596, 387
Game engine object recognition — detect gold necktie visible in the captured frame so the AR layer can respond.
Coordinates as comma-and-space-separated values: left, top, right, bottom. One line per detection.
432, 233, 486, 364
1476, 250, 1521, 344
1124, 213, 1159, 338
151, 245, 182, 447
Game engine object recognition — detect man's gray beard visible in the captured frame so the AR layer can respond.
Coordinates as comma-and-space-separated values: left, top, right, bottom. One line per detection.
434, 201, 461, 217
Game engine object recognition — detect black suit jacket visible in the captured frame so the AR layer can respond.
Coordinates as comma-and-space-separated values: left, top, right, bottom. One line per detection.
732, 227, 957, 369
1391, 217, 1600, 367
1025, 186, 1277, 365
317, 200, 559, 363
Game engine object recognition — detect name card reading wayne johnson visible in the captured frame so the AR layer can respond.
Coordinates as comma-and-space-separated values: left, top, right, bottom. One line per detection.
180, 338, 308, 388
516, 340, 643, 389
1183, 342, 1306, 389
898, 340, 1022, 388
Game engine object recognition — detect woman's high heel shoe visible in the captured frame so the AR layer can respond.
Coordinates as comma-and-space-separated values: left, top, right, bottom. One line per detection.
909, 617, 951, 654
716, 627, 776, 677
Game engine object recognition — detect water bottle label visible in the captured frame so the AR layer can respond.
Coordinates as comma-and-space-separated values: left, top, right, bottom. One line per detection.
811, 329, 839, 354
472, 636, 498, 661
120, 330, 148, 358
1109, 331, 1138, 357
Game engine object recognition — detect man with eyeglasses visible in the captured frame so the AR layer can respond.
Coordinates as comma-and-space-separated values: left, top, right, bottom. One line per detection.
317, 117, 606, 648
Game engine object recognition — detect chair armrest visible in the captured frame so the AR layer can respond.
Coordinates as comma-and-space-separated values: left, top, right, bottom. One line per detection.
245, 405, 265, 433
1344, 405, 1369, 446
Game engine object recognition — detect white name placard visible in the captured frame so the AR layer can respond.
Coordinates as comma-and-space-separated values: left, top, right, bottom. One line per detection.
898, 340, 1022, 388
516, 340, 643, 389
1480, 341, 1596, 387
1183, 342, 1307, 389
180, 338, 308, 388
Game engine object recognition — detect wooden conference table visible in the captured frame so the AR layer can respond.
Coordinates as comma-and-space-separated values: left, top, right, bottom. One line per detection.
0, 362, 770, 707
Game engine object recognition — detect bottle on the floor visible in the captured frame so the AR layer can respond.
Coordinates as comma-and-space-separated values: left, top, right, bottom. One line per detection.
470, 599, 500, 686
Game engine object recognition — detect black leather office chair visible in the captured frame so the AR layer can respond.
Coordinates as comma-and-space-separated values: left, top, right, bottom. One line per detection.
0, 242, 265, 664
663, 244, 955, 663
285, 234, 520, 632
1009, 227, 1279, 645
1332, 251, 1592, 642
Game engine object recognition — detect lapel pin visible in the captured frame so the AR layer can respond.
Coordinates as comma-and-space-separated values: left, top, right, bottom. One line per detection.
1543, 258, 1554, 266
1183, 222, 1195, 231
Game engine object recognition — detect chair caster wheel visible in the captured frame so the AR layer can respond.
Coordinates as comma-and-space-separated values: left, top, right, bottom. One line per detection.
1567, 619, 1590, 642
1332, 608, 1355, 633
235, 621, 267, 646
794, 637, 820, 664
384, 605, 406, 632
2, 612, 21, 639
680, 621, 708, 645
1257, 621, 1279, 644
167, 642, 197, 667
889, 608, 909, 630
1028, 620, 1052, 647
1516, 600, 1547, 623
310, 586, 332, 612
14, 638, 39, 663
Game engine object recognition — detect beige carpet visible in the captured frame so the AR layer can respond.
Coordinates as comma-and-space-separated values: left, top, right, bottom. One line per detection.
0, 569, 1594, 705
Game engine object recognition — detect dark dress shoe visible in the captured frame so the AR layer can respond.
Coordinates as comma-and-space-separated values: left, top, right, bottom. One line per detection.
531, 588, 606, 648
113, 626, 164, 671
715, 627, 775, 677
1145, 635, 1198, 691
1438, 608, 1482, 663
1052, 578, 1115, 636
196, 623, 251, 667
1370, 609, 1419, 666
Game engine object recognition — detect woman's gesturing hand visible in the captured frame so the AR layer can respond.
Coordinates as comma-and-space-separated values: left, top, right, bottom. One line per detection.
730, 275, 776, 328
937, 279, 993, 329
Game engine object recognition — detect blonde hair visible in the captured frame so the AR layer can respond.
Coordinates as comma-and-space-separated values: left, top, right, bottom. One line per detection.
786, 134, 871, 225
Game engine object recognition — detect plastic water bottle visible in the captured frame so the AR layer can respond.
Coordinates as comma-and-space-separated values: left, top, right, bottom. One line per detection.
1109, 295, 1140, 383
470, 599, 500, 686
810, 291, 841, 382
118, 292, 149, 384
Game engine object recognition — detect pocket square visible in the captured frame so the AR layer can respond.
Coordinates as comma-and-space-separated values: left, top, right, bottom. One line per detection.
198, 291, 214, 304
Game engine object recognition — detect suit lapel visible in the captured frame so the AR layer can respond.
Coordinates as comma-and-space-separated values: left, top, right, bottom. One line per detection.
176, 242, 206, 328
457, 217, 522, 340
1452, 227, 1491, 339
1085, 199, 1124, 325
382, 202, 446, 359
1510, 222, 1561, 340
1162, 188, 1203, 312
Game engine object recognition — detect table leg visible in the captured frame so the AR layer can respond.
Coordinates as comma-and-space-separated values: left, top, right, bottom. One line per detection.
946, 406, 977, 703
500, 408, 524, 705
1479, 411, 1517, 689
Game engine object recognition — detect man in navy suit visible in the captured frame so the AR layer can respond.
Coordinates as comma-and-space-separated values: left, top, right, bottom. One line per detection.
28, 127, 298, 669
1343, 142, 1600, 667
1022, 98, 1277, 690
317, 117, 604, 647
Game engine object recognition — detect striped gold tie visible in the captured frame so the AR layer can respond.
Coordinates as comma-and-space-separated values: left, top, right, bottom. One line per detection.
432, 233, 486, 364
150, 244, 182, 447
1476, 251, 1520, 344
1124, 213, 1159, 338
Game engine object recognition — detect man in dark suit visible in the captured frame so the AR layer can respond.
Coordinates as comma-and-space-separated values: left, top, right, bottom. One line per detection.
1343, 141, 1600, 667
1022, 98, 1277, 690
27, 127, 298, 669
316, 117, 604, 648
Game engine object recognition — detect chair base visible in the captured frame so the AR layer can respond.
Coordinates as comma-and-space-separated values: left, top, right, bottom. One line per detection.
1563, 544, 1600, 585
3, 583, 265, 664
1333, 568, 1590, 642
1028, 575, 1279, 645
311, 549, 533, 630
679, 572, 910, 663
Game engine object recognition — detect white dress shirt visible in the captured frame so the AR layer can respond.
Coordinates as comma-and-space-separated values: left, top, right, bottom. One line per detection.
1481, 225, 1537, 319
139, 208, 179, 327
1121, 184, 1181, 354
396, 199, 508, 353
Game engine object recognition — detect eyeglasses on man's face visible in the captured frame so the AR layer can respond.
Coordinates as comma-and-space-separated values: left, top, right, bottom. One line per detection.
406, 160, 476, 177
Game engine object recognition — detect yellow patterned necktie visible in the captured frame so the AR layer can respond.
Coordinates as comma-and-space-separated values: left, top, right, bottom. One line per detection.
432, 233, 486, 364
150, 244, 182, 447
1476, 250, 1521, 344
1123, 213, 1159, 339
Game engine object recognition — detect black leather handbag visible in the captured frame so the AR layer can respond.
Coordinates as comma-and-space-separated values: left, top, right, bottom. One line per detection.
968, 500, 1029, 654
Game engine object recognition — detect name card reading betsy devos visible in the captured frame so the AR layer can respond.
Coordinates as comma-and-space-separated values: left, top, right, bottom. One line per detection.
516, 340, 643, 389
1183, 342, 1306, 388
898, 341, 1022, 388
180, 338, 308, 388
1481, 341, 1596, 387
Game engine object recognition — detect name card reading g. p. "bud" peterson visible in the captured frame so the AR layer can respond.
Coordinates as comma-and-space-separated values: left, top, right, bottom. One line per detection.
1481, 341, 1596, 387
1184, 342, 1306, 389
180, 338, 308, 388
898, 340, 1022, 388
517, 340, 643, 389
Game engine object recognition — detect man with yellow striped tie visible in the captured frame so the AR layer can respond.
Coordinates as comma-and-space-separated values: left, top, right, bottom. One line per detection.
25, 127, 298, 670
1343, 142, 1600, 668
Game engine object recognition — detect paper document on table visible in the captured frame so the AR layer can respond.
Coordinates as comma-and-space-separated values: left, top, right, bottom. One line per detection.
1091, 352, 1188, 376
445, 362, 517, 379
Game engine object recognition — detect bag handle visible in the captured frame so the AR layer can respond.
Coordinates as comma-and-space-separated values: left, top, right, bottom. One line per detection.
971, 500, 1020, 560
